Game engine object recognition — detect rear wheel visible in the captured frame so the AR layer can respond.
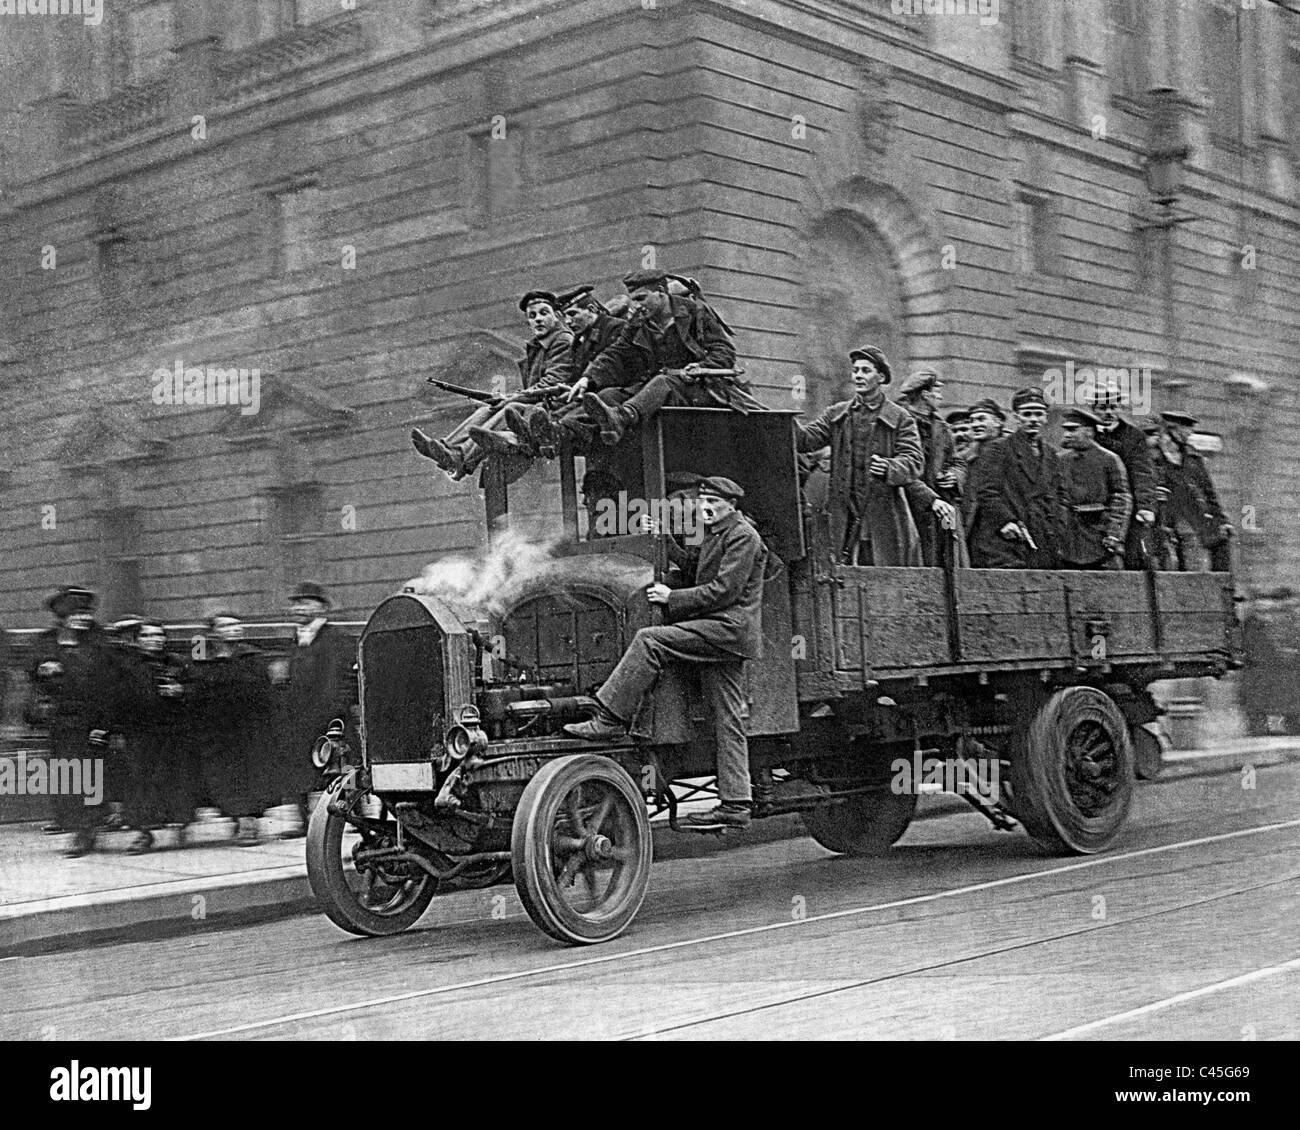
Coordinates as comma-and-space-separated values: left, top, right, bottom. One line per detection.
511, 755, 652, 945
803, 789, 918, 856
1011, 687, 1134, 855
306, 775, 437, 937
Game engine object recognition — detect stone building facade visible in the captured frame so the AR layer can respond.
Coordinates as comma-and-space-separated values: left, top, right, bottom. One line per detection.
0, 0, 1298, 623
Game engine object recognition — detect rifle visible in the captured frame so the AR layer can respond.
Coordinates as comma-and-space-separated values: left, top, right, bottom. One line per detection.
426, 377, 574, 408
661, 367, 743, 381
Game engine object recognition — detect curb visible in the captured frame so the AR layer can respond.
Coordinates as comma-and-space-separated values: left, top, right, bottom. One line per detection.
5, 744, 1298, 956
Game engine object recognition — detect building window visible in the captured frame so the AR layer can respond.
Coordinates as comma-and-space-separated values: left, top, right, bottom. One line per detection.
127, 2, 175, 84
269, 480, 324, 596
265, 183, 320, 275
463, 125, 524, 226
1010, 0, 1050, 67
1107, 0, 1146, 103
1014, 190, 1061, 278
1204, 1, 1243, 147
97, 504, 144, 619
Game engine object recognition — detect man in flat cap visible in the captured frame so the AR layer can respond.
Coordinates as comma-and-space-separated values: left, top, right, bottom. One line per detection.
958, 397, 1006, 555
578, 269, 761, 447
506, 284, 628, 457
946, 409, 973, 455
28, 586, 115, 855
1155, 410, 1233, 572
895, 368, 966, 566
277, 581, 358, 835
1057, 407, 1132, 570
795, 346, 925, 566
1086, 386, 1157, 570
564, 476, 766, 829
411, 290, 574, 476
968, 387, 1069, 568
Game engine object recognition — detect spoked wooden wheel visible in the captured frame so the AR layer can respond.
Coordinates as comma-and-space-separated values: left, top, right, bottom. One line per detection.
803, 789, 918, 856
306, 775, 437, 937
1011, 686, 1134, 855
511, 755, 652, 945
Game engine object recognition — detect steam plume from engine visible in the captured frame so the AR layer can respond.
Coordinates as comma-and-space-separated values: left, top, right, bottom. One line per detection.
409, 528, 560, 617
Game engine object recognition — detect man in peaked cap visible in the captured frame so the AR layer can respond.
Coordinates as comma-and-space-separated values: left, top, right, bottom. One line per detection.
564, 476, 766, 829
1057, 406, 1132, 569
1155, 409, 1233, 571
578, 268, 760, 447
1086, 385, 1157, 570
958, 397, 1005, 546
945, 408, 973, 452
276, 580, 357, 835
795, 345, 925, 565
411, 288, 575, 477
507, 284, 629, 458
968, 387, 1070, 568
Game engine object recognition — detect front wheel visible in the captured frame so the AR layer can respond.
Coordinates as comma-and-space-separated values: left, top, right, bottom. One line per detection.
803, 789, 918, 856
306, 777, 437, 937
511, 755, 652, 945
1011, 686, 1134, 855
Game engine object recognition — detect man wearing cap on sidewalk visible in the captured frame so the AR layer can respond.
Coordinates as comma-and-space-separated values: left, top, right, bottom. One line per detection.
563, 477, 766, 829
580, 269, 763, 447
1057, 407, 1132, 570
1087, 386, 1157, 570
969, 387, 1069, 568
278, 581, 357, 835
795, 345, 924, 566
27, 586, 116, 857
1156, 410, 1234, 572
411, 289, 574, 476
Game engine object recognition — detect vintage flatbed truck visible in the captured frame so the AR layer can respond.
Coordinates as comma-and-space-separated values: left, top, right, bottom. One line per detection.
306, 407, 1242, 945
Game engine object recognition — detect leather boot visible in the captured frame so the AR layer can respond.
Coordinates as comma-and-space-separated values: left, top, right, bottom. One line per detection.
411, 429, 467, 476
582, 393, 635, 446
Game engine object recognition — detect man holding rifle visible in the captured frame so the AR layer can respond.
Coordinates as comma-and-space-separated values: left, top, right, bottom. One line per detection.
579, 269, 763, 446
411, 289, 573, 477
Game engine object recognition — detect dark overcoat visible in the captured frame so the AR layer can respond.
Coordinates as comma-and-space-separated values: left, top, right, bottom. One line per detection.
279, 622, 357, 799
796, 397, 924, 566
195, 647, 276, 818
664, 512, 767, 659
113, 649, 196, 828
900, 403, 968, 567
571, 313, 627, 377
584, 296, 748, 406
969, 430, 1070, 568
517, 326, 574, 389
1058, 442, 1132, 566
28, 628, 116, 830
1162, 444, 1229, 547
1097, 418, 1156, 567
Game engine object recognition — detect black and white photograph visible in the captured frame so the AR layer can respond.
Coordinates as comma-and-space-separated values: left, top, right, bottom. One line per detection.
0, 0, 1295, 1089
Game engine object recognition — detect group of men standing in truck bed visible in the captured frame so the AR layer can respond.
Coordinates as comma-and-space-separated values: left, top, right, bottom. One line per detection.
412, 269, 1233, 575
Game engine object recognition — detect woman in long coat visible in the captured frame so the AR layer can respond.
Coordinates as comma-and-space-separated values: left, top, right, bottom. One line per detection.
194, 614, 276, 846
117, 620, 194, 854
795, 346, 924, 566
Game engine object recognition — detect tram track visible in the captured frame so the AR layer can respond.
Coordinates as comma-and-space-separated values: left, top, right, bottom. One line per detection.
175, 816, 1300, 1040
621, 870, 1300, 1039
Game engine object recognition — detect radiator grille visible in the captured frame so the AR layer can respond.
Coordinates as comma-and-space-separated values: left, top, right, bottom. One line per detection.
360, 625, 443, 764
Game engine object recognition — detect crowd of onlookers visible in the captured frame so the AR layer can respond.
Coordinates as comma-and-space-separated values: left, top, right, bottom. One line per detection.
18, 580, 357, 858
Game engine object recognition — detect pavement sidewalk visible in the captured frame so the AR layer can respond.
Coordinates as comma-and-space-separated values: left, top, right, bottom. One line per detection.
4, 737, 1298, 956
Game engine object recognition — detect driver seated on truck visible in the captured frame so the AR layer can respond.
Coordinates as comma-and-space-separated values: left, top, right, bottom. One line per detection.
794, 345, 925, 566
410, 289, 574, 478
563, 476, 766, 830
